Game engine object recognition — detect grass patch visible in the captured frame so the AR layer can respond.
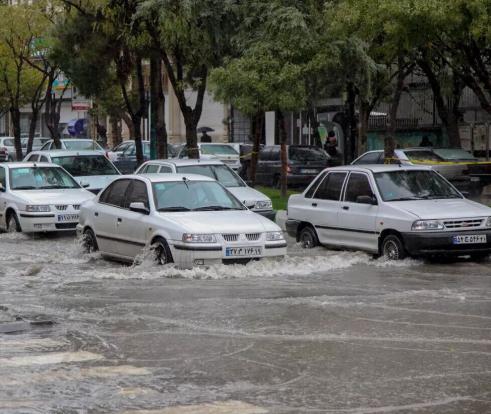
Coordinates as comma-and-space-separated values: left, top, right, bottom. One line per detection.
256, 186, 300, 211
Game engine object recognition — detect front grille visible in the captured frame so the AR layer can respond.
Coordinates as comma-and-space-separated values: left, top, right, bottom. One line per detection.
246, 233, 261, 241
72, 204, 81, 210
55, 222, 77, 230
55, 205, 68, 211
444, 219, 483, 229
222, 234, 239, 242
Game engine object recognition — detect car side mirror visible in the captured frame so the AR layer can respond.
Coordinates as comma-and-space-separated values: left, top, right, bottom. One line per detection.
356, 195, 377, 205
0, 183, 5, 192
80, 181, 90, 188
129, 202, 150, 215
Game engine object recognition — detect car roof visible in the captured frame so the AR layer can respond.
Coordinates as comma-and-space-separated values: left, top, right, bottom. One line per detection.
143, 159, 224, 167
2, 162, 60, 169
125, 173, 216, 183
28, 150, 106, 157
327, 164, 432, 173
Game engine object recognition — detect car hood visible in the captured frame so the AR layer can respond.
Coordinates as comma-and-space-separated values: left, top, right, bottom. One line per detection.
158, 210, 279, 234
74, 175, 119, 190
389, 198, 491, 220
13, 189, 95, 205
227, 186, 270, 206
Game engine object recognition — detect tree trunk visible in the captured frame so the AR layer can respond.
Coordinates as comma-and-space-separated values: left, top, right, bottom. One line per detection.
358, 100, 370, 156
150, 57, 168, 159
183, 111, 199, 159
277, 110, 288, 198
44, 77, 62, 148
345, 82, 357, 163
27, 109, 40, 155
384, 59, 407, 163
132, 113, 143, 166
249, 111, 264, 186
10, 107, 22, 160
121, 113, 135, 138
109, 115, 122, 148
134, 58, 146, 166
307, 106, 321, 147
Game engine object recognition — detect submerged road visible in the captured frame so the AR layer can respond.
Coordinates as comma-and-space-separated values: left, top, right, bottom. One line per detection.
0, 232, 490, 413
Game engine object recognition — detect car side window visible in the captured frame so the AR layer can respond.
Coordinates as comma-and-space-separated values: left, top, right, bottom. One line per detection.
305, 172, 327, 198
271, 148, 280, 161
159, 166, 172, 173
314, 172, 347, 201
344, 173, 375, 203
145, 164, 160, 173
40, 156, 49, 162
0, 166, 5, 188
259, 148, 271, 161
125, 180, 149, 209
100, 179, 131, 208
353, 152, 382, 165
27, 154, 39, 162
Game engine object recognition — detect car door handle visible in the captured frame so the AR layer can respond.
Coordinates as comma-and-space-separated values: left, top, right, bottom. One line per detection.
117, 218, 122, 223
94, 212, 99, 217
342, 206, 349, 210
312, 203, 318, 207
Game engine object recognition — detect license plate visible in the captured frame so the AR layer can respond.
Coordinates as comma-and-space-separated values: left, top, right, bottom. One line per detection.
225, 246, 262, 257
57, 214, 79, 222
301, 169, 318, 174
470, 177, 480, 182
452, 235, 487, 244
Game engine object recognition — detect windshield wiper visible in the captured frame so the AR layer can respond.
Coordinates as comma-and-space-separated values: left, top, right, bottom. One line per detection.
40, 185, 72, 189
193, 205, 239, 211
12, 186, 37, 190
158, 206, 191, 212
388, 196, 425, 201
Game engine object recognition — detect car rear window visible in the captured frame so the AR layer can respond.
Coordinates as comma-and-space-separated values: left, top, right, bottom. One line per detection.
52, 155, 119, 176
289, 147, 328, 162
64, 140, 103, 151
403, 150, 442, 162
432, 148, 477, 161
201, 144, 238, 155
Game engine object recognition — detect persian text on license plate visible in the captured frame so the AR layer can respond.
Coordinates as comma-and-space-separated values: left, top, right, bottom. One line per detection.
452, 235, 487, 244
225, 246, 262, 257
57, 214, 79, 222
301, 169, 318, 174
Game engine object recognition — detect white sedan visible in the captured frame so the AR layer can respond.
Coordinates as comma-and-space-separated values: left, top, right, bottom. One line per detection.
77, 174, 287, 267
136, 159, 275, 220
0, 162, 95, 233
286, 165, 491, 260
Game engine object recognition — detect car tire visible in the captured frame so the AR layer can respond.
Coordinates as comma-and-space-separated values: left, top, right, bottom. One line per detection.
6, 212, 21, 233
382, 234, 407, 261
153, 238, 174, 265
83, 228, 98, 253
299, 226, 319, 249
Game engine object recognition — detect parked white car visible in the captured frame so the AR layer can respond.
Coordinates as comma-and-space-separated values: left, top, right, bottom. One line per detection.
77, 174, 286, 267
24, 150, 121, 194
135, 159, 275, 220
0, 163, 95, 233
40, 139, 105, 153
286, 165, 491, 260
177, 143, 241, 171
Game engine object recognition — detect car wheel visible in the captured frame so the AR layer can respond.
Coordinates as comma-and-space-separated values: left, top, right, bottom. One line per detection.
153, 238, 174, 265
299, 226, 319, 249
382, 234, 406, 260
7, 213, 21, 233
82, 228, 98, 253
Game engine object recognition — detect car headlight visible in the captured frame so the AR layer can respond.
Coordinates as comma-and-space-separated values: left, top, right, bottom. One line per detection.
486, 217, 491, 227
255, 200, 272, 210
182, 233, 217, 243
266, 231, 284, 241
411, 220, 444, 231
25, 205, 50, 212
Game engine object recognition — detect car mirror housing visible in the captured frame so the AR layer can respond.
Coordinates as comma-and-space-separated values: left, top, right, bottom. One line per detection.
129, 202, 150, 215
356, 195, 377, 205
80, 181, 90, 188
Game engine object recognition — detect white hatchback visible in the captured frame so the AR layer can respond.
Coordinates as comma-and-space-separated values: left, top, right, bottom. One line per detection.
136, 159, 275, 220
0, 163, 95, 233
286, 165, 491, 260
77, 174, 287, 267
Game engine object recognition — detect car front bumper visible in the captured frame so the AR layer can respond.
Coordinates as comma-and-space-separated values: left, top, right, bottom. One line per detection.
19, 212, 79, 233
401, 229, 491, 256
169, 242, 287, 268
285, 219, 301, 239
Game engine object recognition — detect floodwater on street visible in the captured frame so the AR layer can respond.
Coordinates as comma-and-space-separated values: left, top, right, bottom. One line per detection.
0, 231, 490, 413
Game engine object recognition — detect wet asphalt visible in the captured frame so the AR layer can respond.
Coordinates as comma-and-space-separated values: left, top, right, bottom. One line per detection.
0, 232, 490, 414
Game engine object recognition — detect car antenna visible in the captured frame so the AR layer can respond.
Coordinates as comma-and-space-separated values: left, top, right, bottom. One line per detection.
182, 176, 189, 189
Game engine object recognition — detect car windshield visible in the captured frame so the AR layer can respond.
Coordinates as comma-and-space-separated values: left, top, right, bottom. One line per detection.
201, 144, 238, 156
289, 147, 329, 162
177, 165, 245, 187
153, 180, 245, 212
403, 150, 442, 162
64, 140, 103, 151
9, 167, 80, 190
122, 142, 150, 157
433, 148, 477, 161
52, 155, 119, 176
374, 170, 462, 201
3, 139, 16, 147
